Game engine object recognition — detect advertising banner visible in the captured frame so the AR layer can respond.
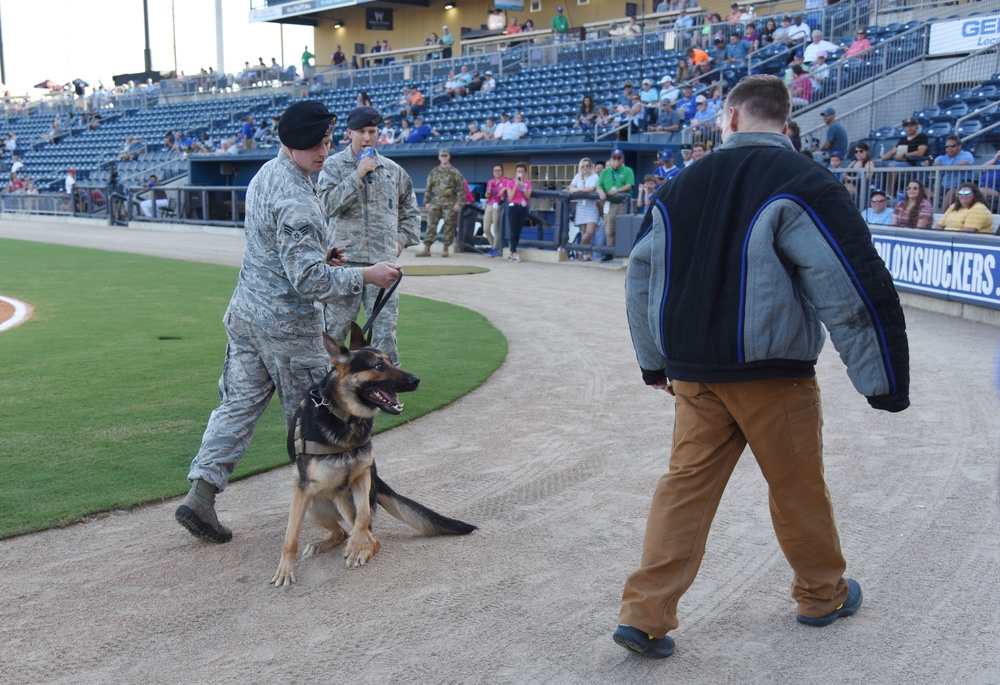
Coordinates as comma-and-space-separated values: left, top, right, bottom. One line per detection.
871, 231, 1000, 310
928, 16, 1000, 55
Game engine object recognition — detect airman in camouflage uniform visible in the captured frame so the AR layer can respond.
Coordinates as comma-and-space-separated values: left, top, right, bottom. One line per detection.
416, 148, 465, 257
318, 106, 420, 365
176, 101, 401, 544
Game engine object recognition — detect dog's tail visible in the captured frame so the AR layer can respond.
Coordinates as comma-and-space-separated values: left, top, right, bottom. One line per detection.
374, 472, 476, 536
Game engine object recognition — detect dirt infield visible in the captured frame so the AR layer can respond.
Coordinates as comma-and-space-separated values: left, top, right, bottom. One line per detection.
1, 219, 998, 684
0, 295, 32, 331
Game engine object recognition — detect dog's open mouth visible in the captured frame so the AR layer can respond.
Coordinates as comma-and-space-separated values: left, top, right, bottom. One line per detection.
363, 387, 404, 414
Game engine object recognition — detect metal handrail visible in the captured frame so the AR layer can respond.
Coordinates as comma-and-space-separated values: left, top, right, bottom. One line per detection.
955, 100, 1000, 148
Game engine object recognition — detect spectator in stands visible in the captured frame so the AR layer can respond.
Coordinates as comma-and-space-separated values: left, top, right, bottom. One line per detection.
394, 119, 412, 144
689, 95, 718, 141
931, 135, 975, 207
379, 118, 396, 145
523, 19, 535, 32
453, 66, 475, 96
773, 15, 791, 43
742, 5, 758, 24
639, 79, 660, 107
649, 98, 681, 135
691, 141, 708, 162
843, 141, 875, 198
893, 179, 933, 228
268, 58, 282, 80
827, 150, 845, 181
4, 131, 16, 154
786, 120, 801, 151
935, 182, 994, 233
659, 75, 680, 101
978, 148, 1000, 206
119, 136, 136, 161
844, 28, 871, 60
636, 174, 658, 211
10, 154, 23, 176
163, 131, 177, 152
332, 45, 346, 68
467, 73, 484, 95
302, 46, 314, 71
177, 131, 193, 152
596, 148, 634, 262
809, 53, 830, 95
675, 84, 697, 121
466, 123, 488, 141
676, 57, 692, 84
743, 23, 761, 52
861, 188, 894, 226
406, 115, 440, 143
725, 2, 742, 25
482, 116, 497, 138
552, 6, 570, 41
786, 15, 811, 45
481, 71, 497, 93
493, 112, 513, 140
804, 30, 838, 64
595, 107, 614, 138
674, 9, 695, 47
502, 113, 529, 140
699, 12, 723, 48
819, 107, 847, 158
725, 31, 753, 64
43, 115, 63, 144
23, 176, 38, 195
241, 116, 258, 151
624, 16, 642, 37
790, 65, 812, 108
620, 91, 646, 138
357, 91, 373, 108
4, 171, 24, 193
782, 51, 809, 84
441, 25, 455, 58
761, 18, 778, 43
654, 149, 682, 184
503, 161, 532, 262
575, 95, 598, 134
408, 86, 425, 117
220, 138, 240, 155
567, 157, 600, 260
506, 16, 523, 34
879, 117, 929, 167
140, 174, 169, 217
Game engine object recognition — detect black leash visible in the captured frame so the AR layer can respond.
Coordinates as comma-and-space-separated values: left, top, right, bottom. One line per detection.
361, 271, 402, 344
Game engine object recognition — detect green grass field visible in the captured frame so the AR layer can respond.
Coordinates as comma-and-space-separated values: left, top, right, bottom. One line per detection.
0, 238, 506, 539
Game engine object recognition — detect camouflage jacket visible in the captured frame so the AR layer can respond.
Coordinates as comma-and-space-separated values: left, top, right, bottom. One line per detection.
226, 151, 364, 336
424, 164, 465, 207
317, 147, 420, 264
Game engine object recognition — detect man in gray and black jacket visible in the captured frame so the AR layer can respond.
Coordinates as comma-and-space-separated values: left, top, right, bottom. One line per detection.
614, 75, 910, 659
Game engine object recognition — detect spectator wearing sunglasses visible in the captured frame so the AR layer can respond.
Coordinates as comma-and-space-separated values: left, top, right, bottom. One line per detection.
931, 136, 975, 208
843, 28, 871, 60
935, 182, 994, 233
861, 188, 894, 226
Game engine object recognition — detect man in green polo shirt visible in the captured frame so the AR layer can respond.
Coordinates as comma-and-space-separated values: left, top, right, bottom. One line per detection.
551, 6, 569, 41
596, 148, 635, 262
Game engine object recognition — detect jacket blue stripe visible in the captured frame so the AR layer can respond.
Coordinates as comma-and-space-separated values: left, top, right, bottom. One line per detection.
747, 194, 897, 392
656, 199, 671, 356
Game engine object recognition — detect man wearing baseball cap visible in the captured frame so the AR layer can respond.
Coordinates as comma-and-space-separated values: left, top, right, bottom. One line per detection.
551, 5, 569, 41
596, 148, 635, 262
819, 107, 847, 158
653, 148, 681, 185
318, 105, 420, 365
176, 100, 401, 545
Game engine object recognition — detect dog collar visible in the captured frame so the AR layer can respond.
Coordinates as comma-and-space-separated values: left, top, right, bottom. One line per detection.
308, 386, 366, 425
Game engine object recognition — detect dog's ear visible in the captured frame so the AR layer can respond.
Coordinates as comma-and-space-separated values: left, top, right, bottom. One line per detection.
322, 331, 352, 363
348, 322, 368, 350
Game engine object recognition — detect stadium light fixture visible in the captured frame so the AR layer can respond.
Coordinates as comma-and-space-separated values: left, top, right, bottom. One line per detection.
334, 20, 344, 28
445, 3, 455, 9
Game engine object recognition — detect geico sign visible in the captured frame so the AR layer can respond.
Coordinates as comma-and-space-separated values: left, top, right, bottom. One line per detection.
962, 18, 1000, 37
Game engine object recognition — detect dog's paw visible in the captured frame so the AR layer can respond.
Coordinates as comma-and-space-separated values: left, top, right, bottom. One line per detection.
344, 532, 380, 568
303, 529, 348, 557
271, 558, 297, 587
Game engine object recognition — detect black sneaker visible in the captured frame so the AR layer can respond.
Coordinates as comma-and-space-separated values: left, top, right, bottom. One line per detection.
796, 578, 863, 626
600, 254, 614, 263
612, 625, 675, 658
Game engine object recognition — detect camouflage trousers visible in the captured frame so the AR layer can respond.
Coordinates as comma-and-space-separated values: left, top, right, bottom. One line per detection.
187, 313, 329, 492
323, 279, 400, 365
424, 203, 458, 247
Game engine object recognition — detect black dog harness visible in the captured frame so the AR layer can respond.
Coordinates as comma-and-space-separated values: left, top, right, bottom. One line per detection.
293, 374, 370, 456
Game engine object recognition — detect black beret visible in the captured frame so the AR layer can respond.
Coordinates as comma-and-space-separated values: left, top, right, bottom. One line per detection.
346, 106, 383, 131
278, 101, 337, 150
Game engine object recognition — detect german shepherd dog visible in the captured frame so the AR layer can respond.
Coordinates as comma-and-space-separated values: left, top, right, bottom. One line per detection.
271, 324, 475, 587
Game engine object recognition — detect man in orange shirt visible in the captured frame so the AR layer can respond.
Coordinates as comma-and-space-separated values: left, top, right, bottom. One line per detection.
408, 87, 425, 117
686, 46, 709, 67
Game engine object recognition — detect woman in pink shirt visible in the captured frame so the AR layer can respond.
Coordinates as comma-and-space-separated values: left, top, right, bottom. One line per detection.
483, 164, 507, 257
503, 161, 532, 262
844, 28, 871, 59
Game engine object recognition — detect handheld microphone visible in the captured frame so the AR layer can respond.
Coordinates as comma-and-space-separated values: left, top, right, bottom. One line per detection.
358, 146, 375, 184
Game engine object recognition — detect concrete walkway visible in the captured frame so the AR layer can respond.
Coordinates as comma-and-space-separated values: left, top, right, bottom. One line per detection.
1, 218, 998, 685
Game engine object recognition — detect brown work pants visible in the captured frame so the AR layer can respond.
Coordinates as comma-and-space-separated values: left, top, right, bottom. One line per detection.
619, 377, 849, 637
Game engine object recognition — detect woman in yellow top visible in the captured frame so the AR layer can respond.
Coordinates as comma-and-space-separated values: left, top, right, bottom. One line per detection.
935, 182, 995, 233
